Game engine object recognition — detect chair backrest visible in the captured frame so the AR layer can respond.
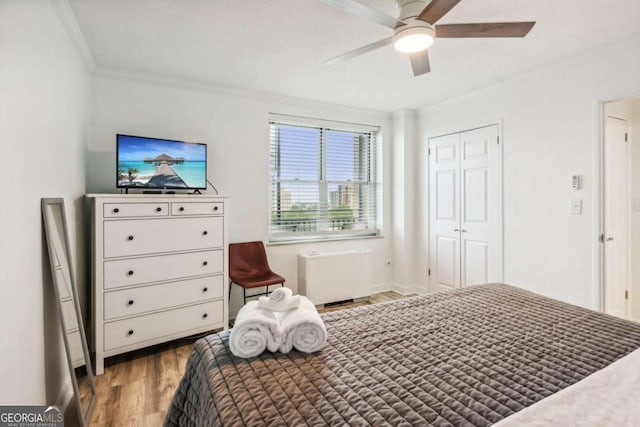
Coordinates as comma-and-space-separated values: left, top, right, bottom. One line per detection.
229, 241, 272, 279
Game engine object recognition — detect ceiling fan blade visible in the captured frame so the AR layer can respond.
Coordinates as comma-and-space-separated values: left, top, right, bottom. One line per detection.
317, 0, 405, 29
409, 50, 431, 76
435, 22, 536, 38
323, 37, 394, 65
417, 0, 461, 24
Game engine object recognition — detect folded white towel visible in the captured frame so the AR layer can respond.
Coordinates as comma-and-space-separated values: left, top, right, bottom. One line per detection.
229, 301, 282, 358
278, 296, 327, 354
257, 287, 301, 312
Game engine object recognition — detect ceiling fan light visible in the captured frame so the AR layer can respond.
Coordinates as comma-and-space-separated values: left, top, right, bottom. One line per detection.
394, 33, 434, 53
393, 21, 435, 53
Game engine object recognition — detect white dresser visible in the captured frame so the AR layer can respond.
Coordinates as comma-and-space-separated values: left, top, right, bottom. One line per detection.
88, 194, 228, 375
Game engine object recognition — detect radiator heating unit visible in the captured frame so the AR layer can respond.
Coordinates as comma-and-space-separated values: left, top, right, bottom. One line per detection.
298, 249, 372, 305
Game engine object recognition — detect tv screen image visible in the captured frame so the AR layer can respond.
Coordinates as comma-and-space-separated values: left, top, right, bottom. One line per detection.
117, 134, 207, 189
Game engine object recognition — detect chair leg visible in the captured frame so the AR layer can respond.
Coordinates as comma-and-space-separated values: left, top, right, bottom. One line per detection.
228, 280, 232, 301
243, 287, 247, 305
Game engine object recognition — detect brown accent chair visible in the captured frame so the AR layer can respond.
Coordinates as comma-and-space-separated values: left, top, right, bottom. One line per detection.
229, 241, 285, 305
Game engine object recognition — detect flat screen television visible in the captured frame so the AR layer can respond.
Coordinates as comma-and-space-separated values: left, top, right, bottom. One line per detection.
116, 134, 207, 190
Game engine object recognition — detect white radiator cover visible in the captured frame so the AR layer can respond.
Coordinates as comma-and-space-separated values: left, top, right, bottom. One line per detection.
298, 249, 372, 305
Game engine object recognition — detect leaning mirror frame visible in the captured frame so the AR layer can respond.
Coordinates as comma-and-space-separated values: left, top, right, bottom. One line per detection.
41, 198, 96, 426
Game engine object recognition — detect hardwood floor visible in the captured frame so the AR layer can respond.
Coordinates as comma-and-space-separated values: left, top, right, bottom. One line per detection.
78, 291, 412, 426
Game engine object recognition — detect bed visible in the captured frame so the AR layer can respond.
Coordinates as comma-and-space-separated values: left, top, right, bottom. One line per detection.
165, 284, 640, 426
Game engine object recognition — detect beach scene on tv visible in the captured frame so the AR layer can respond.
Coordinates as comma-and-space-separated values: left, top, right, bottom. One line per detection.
117, 135, 207, 189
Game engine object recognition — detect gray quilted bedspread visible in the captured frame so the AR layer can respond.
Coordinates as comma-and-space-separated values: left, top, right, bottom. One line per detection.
165, 284, 640, 426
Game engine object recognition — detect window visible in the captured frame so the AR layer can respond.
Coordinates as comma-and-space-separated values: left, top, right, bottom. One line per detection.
269, 114, 381, 243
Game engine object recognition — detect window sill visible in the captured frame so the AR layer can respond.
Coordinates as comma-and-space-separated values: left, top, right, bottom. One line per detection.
267, 234, 385, 247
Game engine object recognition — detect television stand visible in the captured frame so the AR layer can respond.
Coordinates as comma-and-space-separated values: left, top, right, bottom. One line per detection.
191, 189, 202, 195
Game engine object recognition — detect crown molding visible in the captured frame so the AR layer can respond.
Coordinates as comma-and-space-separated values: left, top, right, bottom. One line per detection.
92, 67, 392, 117
51, 0, 96, 74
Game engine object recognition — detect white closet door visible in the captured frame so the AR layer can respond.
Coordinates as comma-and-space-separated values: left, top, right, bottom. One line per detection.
460, 125, 501, 287
429, 124, 501, 292
429, 133, 461, 291
604, 116, 629, 319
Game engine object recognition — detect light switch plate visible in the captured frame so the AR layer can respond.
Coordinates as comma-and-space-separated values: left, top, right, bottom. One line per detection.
571, 199, 583, 215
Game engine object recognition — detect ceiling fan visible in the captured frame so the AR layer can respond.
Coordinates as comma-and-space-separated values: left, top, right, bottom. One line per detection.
319, 0, 536, 76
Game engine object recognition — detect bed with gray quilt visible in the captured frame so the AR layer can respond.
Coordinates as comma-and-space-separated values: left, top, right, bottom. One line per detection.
165, 284, 640, 426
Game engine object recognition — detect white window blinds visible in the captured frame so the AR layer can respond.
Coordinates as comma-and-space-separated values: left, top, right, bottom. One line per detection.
269, 115, 381, 242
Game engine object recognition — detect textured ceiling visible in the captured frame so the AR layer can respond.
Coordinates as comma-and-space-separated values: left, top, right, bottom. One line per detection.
68, 0, 640, 111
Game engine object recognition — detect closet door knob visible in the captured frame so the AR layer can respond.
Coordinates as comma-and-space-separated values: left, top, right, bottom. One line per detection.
461, 229, 468, 233
454, 229, 460, 232
128, 300, 134, 306
113, 208, 120, 213
128, 330, 134, 336
128, 235, 134, 241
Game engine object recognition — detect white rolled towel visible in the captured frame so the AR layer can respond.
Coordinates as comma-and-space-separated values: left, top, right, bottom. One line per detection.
257, 287, 301, 312
229, 301, 282, 358
278, 296, 327, 354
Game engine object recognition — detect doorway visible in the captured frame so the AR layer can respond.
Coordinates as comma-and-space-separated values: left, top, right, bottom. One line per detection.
602, 98, 640, 321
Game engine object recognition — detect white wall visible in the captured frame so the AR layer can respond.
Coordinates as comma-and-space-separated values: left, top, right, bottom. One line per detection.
87, 74, 393, 317
418, 34, 640, 309
390, 110, 424, 294
0, 1, 91, 404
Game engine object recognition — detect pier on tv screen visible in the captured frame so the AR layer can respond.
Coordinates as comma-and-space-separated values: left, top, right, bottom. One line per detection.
116, 134, 207, 189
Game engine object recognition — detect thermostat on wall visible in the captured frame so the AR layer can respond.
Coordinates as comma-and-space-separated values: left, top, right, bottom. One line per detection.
571, 175, 581, 190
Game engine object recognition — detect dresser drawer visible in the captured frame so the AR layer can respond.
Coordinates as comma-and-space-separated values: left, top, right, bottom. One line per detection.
104, 300, 223, 351
104, 203, 169, 218
171, 202, 224, 216
104, 249, 223, 289
104, 275, 224, 320
103, 217, 223, 258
